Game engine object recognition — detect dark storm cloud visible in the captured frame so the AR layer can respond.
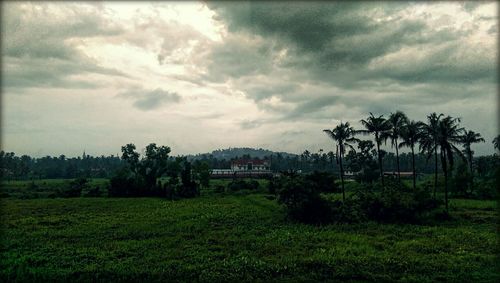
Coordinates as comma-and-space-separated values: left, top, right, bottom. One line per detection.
118, 88, 181, 111
204, 1, 497, 124
207, 2, 496, 83
284, 96, 340, 120
208, 2, 416, 68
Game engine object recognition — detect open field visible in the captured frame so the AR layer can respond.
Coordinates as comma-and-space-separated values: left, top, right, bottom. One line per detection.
0, 179, 109, 199
1, 189, 498, 282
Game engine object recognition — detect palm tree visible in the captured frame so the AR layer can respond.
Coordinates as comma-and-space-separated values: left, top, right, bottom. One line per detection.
323, 122, 358, 201
399, 120, 424, 190
460, 130, 485, 192
419, 113, 443, 198
382, 111, 409, 185
436, 116, 465, 212
359, 113, 391, 186
493, 135, 500, 151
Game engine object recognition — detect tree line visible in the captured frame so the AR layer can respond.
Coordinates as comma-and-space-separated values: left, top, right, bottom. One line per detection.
323, 111, 499, 211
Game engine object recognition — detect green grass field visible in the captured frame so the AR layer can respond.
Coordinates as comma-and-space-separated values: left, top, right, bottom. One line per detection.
1, 179, 498, 282
0, 178, 109, 199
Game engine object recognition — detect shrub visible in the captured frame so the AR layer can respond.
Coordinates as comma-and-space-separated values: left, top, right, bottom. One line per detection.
329, 199, 365, 223
214, 184, 225, 193
83, 185, 101, 197
55, 177, 88, 198
227, 179, 260, 191
304, 171, 338, 193
451, 162, 471, 197
474, 178, 497, 200
267, 176, 283, 195
353, 181, 441, 223
176, 182, 198, 198
276, 175, 333, 224
109, 168, 146, 197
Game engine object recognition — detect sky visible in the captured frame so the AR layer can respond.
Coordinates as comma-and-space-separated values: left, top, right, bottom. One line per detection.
1, 1, 498, 157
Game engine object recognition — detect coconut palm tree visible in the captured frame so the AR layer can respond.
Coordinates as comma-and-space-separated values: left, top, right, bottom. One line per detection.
399, 120, 424, 190
382, 111, 409, 185
419, 113, 443, 198
436, 116, 465, 212
323, 122, 358, 201
359, 113, 391, 186
460, 130, 485, 192
493, 135, 500, 151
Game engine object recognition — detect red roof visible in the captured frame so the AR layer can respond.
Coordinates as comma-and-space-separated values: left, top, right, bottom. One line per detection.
231, 159, 268, 166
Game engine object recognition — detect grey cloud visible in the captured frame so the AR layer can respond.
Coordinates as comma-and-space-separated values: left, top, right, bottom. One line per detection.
3, 2, 123, 60
2, 57, 128, 89
240, 80, 300, 102
199, 1, 498, 130
208, 2, 412, 68
207, 1, 496, 87
281, 130, 304, 136
202, 34, 278, 82
2, 2, 128, 89
118, 88, 181, 111
239, 119, 263, 130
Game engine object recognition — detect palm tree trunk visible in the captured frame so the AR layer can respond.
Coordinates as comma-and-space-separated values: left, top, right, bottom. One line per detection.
443, 151, 449, 213
434, 146, 438, 199
396, 142, 401, 185
339, 144, 345, 202
376, 140, 384, 186
468, 152, 474, 196
411, 145, 416, 190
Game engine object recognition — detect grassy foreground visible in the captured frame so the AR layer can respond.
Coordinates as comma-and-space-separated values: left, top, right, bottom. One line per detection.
0, 193, 498, 282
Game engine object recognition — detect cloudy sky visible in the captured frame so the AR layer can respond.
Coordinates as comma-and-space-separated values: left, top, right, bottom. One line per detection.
1, 1, 498, 157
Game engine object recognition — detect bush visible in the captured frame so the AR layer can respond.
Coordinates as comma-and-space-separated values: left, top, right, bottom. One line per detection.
214, 184, 225, 193
276, 175, 333, 224
109, 168, 147, 197
267, 176, 284, 195
56, 177, 88, 198
353, 181, 441, 223
305, 171, 338, 193
83, 185, 101, 197
329, 199, 365, 223
176, 182, 198, 198
451, 162, 471, 197
474, 178, 497, 200
227, 179, 260, 191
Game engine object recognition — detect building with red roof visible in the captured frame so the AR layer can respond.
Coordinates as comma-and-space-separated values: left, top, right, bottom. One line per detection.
231, 158, 270, 171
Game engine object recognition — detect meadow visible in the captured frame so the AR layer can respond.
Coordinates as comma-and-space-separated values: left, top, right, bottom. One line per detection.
0, 179, 498, 282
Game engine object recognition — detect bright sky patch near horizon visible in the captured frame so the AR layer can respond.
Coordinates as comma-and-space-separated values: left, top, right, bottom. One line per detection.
1, 1, 498, 157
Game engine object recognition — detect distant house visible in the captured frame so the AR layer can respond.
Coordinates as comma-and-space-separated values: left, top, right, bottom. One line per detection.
231, 159, 270, 171
211, 158, 271, 178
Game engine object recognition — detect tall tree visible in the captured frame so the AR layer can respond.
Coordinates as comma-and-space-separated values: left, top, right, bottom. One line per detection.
436, 116, 465, 212
399, 120, 424, 190
382, 111, 409, 185
493, 135, 500, 151
323, 122, 358, 201
460, 130, 485, 192
359, 113, 391, 186
419, 113, 443, 198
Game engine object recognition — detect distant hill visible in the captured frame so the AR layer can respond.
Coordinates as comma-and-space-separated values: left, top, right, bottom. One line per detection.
186, 147, 297, 161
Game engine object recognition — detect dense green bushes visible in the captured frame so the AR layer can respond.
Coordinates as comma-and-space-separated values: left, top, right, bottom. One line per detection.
227, 179, 260, 191
276, 175, 333, 224
108, 143, 200, 199
354, 181, 441, 223
275, 174, 442, 224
